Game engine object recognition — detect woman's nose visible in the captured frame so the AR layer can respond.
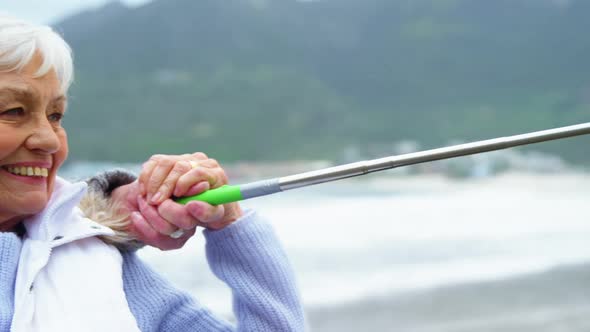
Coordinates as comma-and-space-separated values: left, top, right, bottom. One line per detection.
25, 119, 61, 154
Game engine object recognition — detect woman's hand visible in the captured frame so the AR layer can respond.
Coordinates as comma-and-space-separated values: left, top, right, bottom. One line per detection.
111, 180, 196, 250
139, 153, 243, 225
130, 153, 242, 249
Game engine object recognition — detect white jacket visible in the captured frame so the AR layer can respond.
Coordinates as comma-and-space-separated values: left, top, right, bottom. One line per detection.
11, 177, 140, 332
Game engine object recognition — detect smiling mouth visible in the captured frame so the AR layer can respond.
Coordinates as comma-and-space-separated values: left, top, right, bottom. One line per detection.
3, 166, 49, 178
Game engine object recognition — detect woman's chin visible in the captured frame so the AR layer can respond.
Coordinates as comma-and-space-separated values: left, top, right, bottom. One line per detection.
0, 176, 54, 221
15, 192, 50, 216
0, 194, 48, 228
27, 193, 49, 214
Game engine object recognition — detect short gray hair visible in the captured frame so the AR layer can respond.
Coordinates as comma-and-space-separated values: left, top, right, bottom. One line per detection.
0, 14, 73, 93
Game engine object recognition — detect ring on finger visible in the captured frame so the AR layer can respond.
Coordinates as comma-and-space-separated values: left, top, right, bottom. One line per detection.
169, 229, 185, 239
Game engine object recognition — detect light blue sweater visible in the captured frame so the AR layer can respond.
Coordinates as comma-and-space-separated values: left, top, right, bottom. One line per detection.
0, 211, 306, 331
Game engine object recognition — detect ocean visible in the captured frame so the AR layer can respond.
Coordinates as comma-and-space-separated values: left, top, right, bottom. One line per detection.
60, 164, 590, 331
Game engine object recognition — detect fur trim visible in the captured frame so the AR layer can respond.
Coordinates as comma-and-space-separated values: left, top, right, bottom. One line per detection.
79, 190, 144, 251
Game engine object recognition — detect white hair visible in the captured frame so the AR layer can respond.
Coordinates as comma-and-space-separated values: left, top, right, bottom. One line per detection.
0, 14, 73, 93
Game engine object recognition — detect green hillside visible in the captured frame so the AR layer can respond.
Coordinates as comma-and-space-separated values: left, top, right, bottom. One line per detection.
55, 0, 590, 163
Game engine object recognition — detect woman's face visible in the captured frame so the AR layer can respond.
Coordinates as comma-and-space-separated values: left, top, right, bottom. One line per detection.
0, 54, 68, 231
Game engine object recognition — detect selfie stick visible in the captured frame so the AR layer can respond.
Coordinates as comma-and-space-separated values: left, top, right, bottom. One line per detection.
175, 122, 590, 205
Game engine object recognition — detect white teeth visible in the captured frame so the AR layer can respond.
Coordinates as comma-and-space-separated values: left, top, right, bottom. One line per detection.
4, 166, 49, 178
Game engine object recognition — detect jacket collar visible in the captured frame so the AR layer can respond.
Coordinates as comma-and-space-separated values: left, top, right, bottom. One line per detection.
23, 177, 115, 244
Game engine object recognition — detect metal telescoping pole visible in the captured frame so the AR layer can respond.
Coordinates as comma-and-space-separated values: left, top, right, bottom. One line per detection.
176, 122, 590, 205
277, 122, 590, 191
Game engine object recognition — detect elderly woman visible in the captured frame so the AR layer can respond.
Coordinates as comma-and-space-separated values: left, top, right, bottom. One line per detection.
0, 14, 305, 331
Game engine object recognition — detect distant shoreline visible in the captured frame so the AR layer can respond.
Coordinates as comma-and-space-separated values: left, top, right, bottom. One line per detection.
60, 159, 590, 183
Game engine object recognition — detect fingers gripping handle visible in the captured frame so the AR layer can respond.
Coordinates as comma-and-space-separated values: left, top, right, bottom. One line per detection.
174, 185, 243, 205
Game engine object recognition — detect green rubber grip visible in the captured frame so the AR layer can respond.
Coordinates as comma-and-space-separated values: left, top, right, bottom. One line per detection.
174, 185, 243, 205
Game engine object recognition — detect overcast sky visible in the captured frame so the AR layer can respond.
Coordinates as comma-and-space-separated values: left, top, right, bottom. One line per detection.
2, 0, 151, 24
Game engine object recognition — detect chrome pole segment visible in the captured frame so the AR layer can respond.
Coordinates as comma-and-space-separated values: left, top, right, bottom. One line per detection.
240, 179, 282, 199
278, 122, 590, 191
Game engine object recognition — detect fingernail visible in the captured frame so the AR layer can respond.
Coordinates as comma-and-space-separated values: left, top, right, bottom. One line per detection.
151, 192, 162, 204
173, 186, 182, 197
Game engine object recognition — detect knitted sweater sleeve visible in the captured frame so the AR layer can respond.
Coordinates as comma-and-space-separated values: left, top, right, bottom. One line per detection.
120, 211, 307, 332
0, 233, 21, 331
204, 210, 307, 331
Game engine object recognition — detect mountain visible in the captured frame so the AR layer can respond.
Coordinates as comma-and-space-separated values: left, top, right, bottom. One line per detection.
54, 0, 590, 163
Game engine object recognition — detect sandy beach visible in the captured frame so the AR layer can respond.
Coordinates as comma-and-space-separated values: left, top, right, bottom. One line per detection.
307, 262, 590, 332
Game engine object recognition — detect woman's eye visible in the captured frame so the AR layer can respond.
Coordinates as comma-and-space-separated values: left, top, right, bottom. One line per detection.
0, 107, 25, 117
48, 112, 64, 123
